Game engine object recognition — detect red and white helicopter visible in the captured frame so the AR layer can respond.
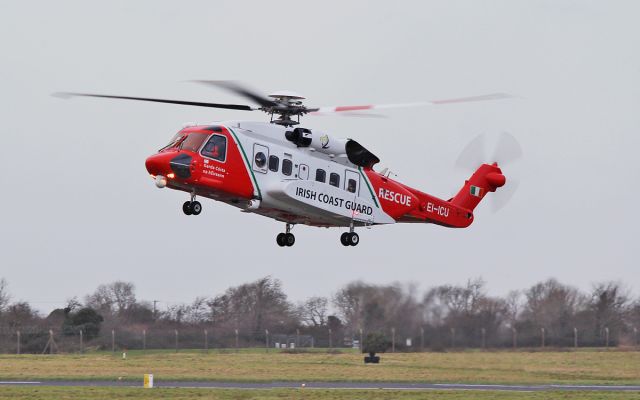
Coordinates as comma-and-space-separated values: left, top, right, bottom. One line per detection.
57, 81, 521, 247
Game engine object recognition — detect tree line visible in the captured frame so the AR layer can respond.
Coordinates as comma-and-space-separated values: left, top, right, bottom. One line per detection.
0, 276, 638, 353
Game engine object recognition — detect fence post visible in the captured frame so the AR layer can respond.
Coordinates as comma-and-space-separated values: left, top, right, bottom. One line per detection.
481, 328, 486, 350
50, 330, 54, 354
512, 328, 517, 350
634, 327, 638, 348
142, 329, 146, 352
574, 327, 578, 348
265, 329, 269, 352
359, 328, 363, 352
541, 327, 545, 349
174, 329, 179, 353
391, 327, 396, 353
296, 329, 300, 349
204, 329, 208, 353
235, 329, 239, 352
112, 329, 115, 353
79, 329, 84, 354
605, 327, 609, 349
17, 330, 21, 355
329, 328, 333, 349
420, 327, 424, 352
450, 327, 455, 349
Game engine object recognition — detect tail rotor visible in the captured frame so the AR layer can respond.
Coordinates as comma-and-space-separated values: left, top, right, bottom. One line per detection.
455, 132, 523, 212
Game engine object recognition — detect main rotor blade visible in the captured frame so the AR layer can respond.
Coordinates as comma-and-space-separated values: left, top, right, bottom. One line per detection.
192, 80, 279, 108
53, 92, 256, 111
311, 93, 513, 114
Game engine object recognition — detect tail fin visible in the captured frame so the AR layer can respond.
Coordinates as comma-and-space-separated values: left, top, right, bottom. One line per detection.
450, 163, 506, 211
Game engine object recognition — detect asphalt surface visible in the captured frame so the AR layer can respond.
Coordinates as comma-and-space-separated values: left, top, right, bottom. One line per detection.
1, 381, 640, 391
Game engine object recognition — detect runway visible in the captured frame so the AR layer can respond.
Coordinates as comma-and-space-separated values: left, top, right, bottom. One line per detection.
1, 381, 639, 392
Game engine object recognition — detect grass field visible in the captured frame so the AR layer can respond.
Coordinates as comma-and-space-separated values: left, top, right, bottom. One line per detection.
0, 387, 639, 400
0, 348, 639, 385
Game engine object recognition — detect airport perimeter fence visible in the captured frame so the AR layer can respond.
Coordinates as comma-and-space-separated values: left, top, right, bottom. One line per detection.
0, 324, 638, 354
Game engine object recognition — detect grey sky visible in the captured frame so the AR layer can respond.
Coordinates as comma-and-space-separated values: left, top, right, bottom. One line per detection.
1, 0, 639, 313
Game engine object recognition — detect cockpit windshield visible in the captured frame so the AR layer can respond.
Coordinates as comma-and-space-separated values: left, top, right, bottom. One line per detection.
178, 132, 209, 152
160, 132, 185, 151
160, 132, 210, 153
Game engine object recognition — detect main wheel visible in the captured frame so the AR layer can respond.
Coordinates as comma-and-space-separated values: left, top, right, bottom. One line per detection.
276, 233, 286, 247
340, 232, 350, 246
182, 201, 193, 215
284, 233, 295, 247
190, 201, 202, 215
347, 232, 359, 246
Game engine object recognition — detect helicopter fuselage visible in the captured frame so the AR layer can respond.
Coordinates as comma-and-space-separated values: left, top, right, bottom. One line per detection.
144, 121, 503, 231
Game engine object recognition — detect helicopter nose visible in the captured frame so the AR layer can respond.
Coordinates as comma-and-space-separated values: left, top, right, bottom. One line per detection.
145, 154, 167, 177
145, 152, 193, 180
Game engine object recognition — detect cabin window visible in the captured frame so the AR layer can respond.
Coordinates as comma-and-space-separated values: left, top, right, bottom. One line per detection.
269, 155, 279, 172
179, 132, 210, 153
282, 159, 293, 176
315, 169, 326, 183
347, 178, 357, 193
329, 172, 340, 187
254, 152, 267, 168
201, 134, 227, 162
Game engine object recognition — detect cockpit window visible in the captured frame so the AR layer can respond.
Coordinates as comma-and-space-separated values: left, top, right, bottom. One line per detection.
179, 132, 210, 153
160, 132, 185, 151
201, 134, 227, 161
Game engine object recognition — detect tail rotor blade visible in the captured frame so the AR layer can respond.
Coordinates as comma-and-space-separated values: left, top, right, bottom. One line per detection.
491, 131, 523, 166
491, 178, 520, 212
455, 134, 487, 171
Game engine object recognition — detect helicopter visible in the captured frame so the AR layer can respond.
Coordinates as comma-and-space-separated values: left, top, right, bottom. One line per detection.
56, 81, 520, 247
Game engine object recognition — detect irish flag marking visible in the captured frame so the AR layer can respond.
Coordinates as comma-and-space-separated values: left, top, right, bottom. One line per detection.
470, 185, 483, 197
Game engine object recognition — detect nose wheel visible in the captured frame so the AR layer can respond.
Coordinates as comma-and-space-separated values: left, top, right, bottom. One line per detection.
276, 224, 295, 247
182, 194, 202, 216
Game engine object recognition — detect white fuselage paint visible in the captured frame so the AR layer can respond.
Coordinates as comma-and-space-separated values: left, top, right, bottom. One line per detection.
218, 121, 395, 227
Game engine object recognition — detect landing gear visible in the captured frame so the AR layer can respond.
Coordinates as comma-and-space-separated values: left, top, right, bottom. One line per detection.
340, 232, 349, 246
182, 193, 201, 216
276, 224, 295, 247
183, 201, 192, 215
341, 221, 359, 246
341, 232, 359, 246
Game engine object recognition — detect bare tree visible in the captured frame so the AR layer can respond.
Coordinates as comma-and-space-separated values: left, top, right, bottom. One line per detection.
334, 281, 423, 339
0, 278, 10, 313
85, 281, 137, 318
299, 296, 329, 327
65, 296, 82, 312
522, 279, 585, 331
206, 276, 297, 337
504, 290, 522, 326
590, 282, 630, 338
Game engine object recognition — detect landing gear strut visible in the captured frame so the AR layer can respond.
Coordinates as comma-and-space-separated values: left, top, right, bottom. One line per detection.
276, 223, 295, 247
182, 193, 202, 216
341, 221, 359, 246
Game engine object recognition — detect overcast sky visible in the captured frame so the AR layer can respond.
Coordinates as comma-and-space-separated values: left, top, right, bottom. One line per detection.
1, 1, 639, 313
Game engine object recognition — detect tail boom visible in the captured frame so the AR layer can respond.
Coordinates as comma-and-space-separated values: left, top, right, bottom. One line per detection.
396, 163, 506, 228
